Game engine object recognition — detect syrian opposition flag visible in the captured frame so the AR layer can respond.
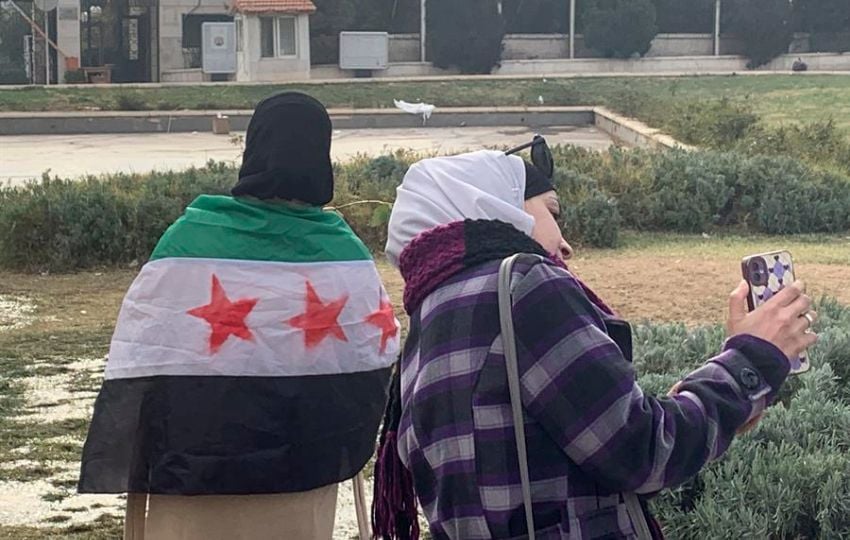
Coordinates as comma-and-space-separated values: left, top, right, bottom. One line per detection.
79, 195, 399, 495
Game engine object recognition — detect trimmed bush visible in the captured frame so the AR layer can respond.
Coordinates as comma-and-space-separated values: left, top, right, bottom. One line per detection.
635, 299, 850, 538
582, 0, 658, 59
652, 0, 715, 33
555, 169, 622, 248
3, 146, 850, 271
664, 99, 759, 150
427, 0, 505, 74
503, 0, 569, 34
64, 69, 88, 84
725, 0, 794, 69
793, 0, 850, 34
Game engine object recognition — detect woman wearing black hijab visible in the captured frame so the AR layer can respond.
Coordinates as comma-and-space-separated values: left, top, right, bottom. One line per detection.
233, 92, 335, 205
79, 92, 398, 539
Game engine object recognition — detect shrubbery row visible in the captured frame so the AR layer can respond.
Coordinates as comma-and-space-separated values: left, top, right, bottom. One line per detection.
635, 297, 850, 538
2, 145, 849, 271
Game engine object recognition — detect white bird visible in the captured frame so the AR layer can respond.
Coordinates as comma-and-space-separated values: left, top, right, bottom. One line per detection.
538, 95, 545, 105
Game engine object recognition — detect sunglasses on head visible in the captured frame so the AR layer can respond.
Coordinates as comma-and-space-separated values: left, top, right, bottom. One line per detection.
505, 134, 554, 179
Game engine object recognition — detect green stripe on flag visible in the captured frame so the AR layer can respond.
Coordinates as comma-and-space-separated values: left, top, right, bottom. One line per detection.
150, 195, 373, 263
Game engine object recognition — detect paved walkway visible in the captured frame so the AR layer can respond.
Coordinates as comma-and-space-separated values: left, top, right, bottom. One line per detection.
0, 125, 612, 185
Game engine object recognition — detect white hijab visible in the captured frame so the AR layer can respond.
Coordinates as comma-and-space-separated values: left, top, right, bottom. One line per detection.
385, 150, 536, 268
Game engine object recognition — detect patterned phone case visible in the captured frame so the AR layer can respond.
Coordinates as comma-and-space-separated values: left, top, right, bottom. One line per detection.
741, 251, 810, 374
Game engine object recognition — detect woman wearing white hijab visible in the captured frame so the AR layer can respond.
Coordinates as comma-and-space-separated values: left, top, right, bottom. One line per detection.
372, 150, 812, 540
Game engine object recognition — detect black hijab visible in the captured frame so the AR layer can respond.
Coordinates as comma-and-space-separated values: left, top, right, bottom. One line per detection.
233, 92, 334, 205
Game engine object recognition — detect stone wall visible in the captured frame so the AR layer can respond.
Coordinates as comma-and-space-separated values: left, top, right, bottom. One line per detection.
385, 33, 815, 62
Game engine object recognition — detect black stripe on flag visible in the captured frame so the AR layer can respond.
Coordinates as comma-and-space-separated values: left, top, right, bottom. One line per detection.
79, 368, 391, 494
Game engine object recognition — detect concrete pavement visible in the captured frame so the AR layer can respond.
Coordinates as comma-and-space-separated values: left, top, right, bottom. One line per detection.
0, 125, 613, 186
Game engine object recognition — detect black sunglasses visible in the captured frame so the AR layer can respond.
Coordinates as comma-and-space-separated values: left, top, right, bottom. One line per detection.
505, 134, 555, 179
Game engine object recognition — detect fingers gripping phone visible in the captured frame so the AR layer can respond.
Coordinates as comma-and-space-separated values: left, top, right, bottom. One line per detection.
741, 250, 810, 374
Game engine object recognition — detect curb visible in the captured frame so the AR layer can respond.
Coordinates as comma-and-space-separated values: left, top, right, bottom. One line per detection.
0, 107, 596, 135
0, 106, 691, 151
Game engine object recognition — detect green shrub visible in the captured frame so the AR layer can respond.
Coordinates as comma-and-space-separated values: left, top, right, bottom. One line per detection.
652, 0, 715, 32
640, 150, 735, 232
793, 0, 850, 34
641, 299, 850, 538
503, 0, 569, 34
64, 69, 88, 84
664, 99, 759, 149
428, 0, 505, 74
113, 92, 152, 111
582, 0, 658, 59
725, 0, 794, 68
738, 155, 850, 234
556, 169, 622, 248
3, 146, 850, 272
735, 120, 850, 175
554, 147, 850, 236
808, 31, 850, 53
0, 163, 234, 271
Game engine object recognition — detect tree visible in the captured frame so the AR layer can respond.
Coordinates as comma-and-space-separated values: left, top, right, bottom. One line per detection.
582, 0, 658, 59
793, 0, 850, 34
309, 0, 420, 65
725, 0, 793, 69
427, 0, 505, 74
0, 2, 30, 84
309, 0, 358, 65
652, 0, 714, 33
503, 0, 568, 34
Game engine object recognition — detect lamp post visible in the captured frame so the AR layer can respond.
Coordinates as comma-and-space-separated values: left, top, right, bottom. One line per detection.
714, 0, 721, 56
420, 0, 426, 62
569, 0, 576, 59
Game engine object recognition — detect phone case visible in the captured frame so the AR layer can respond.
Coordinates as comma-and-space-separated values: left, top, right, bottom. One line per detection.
741, 250, 810, 374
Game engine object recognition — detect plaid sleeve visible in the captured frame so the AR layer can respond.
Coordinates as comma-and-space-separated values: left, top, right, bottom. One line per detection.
510, 261, 790, 495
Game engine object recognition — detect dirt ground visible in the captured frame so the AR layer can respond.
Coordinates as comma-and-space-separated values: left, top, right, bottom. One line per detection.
1, 233, 848, 536
377, 240, 850, 327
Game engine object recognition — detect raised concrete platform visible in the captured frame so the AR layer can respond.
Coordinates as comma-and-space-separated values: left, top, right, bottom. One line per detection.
0, 107, 596, 136
0, 125, 614, 185
0, 107, 690, 185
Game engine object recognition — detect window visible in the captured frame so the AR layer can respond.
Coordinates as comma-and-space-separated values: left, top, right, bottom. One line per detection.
260, 16, 298, 58
277, 17, 297, 57
260, 18, 275, 58
235, 16, 243, 53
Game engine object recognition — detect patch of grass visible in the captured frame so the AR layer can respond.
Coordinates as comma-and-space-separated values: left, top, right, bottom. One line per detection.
41, 492, 68, 503
614, 231, 850, 265
0, 514, 123, 539
64, 507, 88, 513
51, 478, 81, 490
42, 515, 71, 524
1, 464, 58, 482
2, 75, 850, 137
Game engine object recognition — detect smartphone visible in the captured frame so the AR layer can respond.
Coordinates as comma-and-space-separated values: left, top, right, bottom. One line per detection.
741, 250, 810, 374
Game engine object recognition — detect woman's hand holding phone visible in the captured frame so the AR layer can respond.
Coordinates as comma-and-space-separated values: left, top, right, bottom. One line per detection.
668, 279, 816, 435
726, 279, 819, 361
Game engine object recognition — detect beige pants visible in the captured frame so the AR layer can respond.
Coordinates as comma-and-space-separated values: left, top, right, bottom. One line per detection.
127, 484, 338, 540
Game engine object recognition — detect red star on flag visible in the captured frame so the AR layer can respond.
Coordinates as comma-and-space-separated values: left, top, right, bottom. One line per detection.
366, 299, 399, 354
288, 281, 349, 349
188, 275, 259, 354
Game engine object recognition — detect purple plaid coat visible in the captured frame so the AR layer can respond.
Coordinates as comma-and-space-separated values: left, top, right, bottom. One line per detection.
396, 225, 790, 540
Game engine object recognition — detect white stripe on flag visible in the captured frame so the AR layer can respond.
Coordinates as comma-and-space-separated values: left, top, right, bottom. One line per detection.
106, 257, 400, 379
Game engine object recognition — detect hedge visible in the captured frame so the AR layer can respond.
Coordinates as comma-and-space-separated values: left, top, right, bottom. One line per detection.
2, 146, 850, 271
636, 298, 850, 538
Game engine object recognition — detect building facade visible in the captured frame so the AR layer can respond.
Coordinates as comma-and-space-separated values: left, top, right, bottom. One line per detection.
46, 0, 313, 83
